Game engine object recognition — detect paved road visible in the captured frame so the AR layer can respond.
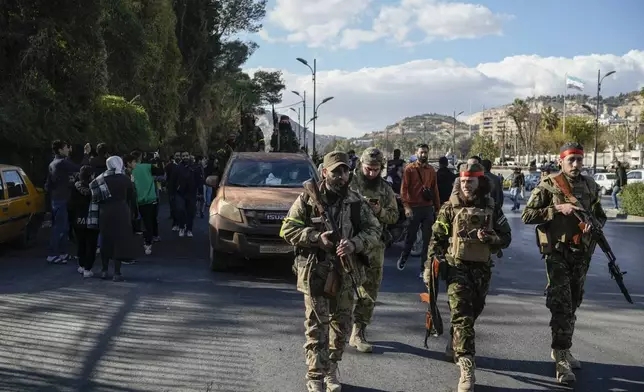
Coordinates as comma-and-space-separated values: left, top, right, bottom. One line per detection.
1, 203, 643, 392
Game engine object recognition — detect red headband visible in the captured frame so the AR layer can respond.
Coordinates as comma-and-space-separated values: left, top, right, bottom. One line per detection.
460, 171, 484, 177
560, 148, 584, 159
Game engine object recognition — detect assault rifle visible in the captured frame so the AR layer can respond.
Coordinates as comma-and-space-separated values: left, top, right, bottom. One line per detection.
302, 180, 373, 302
419, 255, 444, 347
574, 210, 633, 304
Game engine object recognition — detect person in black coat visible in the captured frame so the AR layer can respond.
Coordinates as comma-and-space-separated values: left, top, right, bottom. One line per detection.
69, 166, 99, 277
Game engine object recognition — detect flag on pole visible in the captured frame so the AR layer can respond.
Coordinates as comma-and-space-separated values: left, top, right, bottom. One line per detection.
566, 75, 585, 91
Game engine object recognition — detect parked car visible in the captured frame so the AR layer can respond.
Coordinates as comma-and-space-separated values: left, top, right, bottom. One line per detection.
205, 152, 319, 271
593, 173, 617, 195
626, 169, 644, 184
0, 164, 46, 247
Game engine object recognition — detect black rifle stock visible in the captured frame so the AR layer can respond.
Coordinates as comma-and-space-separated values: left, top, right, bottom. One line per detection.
303, 180, 372, 302
573, 210, 633, 304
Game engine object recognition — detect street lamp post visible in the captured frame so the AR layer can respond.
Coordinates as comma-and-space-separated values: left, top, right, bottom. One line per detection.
297, 57, 316, 155
453, 110, 464, 163
591, 70, 616, 172
290, 107, 302, 145
292, 90, 307, 152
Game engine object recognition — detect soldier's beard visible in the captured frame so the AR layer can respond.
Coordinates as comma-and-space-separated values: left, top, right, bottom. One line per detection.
326, 180, 348, 196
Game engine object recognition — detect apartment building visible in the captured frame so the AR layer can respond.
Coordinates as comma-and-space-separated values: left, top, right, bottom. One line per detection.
468, 107, 518, 142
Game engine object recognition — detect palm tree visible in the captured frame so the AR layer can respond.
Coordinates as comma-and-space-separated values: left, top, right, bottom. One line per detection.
540, 105, 560, 131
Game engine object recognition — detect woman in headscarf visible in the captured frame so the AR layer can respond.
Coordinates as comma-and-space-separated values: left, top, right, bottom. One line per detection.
89, 155, 136, 281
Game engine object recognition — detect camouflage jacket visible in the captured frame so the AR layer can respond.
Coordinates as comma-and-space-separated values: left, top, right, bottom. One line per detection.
238, 126, 265, 152
522, 173, 606, 253
429, 193, 512, 264
280, 183, 382, 285
349, 170, 398, 228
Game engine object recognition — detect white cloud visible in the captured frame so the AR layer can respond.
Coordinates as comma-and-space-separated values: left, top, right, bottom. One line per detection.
246, 50, 644, 138
263, 0, 512, 49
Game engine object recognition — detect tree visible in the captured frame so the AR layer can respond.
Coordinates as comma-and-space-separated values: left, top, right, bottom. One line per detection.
540, 105, 560, 131
252, 70, 286, 106
470, 134, 499, 161
506, 98, 530, 154
457, 136, 473, 158
602, 124, 631, 152
537, 116, 605, 153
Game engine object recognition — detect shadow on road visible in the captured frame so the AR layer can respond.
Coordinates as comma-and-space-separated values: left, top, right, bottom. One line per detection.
370, 340, 644, 392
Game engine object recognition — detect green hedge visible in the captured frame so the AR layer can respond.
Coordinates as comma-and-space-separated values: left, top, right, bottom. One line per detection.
620, 183, 644, 217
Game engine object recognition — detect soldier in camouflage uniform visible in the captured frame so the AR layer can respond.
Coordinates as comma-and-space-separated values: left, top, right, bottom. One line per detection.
238, 113, 266, 152
348, 147, 398, 353
521, 142, 606, 385
280, 151, 382, 392
427, 162, 512, 392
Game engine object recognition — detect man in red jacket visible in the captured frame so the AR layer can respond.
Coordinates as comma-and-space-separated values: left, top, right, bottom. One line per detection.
397, 143, 441, 278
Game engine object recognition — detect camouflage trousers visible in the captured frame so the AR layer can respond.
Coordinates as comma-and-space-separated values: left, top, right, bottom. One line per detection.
447, 261, 492, 358
303, 275, 354, 380
353, 248, 384, 326
545, 251, 590, 350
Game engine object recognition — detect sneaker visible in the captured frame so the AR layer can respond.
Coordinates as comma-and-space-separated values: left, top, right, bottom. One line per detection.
59, 254, 69, 264
172, 225, 180, 232
121, 259, 136, 265
77, 266, 85, 274
83, 270, 94, 278
179, 229, 185, 237
47, 256, 60, 264
152, 236, 161, 243
187, 231, 193, 238
144, 244, 152, 255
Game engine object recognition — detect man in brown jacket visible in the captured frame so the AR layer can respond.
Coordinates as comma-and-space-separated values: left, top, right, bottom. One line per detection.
397, 143, 441, 278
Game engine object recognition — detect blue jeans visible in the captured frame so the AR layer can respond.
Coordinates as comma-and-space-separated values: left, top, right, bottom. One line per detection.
611, 185, 621, 209
49, 200, 69, 256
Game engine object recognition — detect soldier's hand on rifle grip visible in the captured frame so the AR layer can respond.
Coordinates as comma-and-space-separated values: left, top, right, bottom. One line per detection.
320, 231, 335, 249
336, 239, 355, 257
555, 203, 580, 216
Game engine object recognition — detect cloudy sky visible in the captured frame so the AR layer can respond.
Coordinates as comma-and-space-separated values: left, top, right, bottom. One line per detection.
244, 0, 644, 138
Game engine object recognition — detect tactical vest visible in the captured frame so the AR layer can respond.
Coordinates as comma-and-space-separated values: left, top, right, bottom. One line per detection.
447, 195, 495, 263
536, 173, 594, 252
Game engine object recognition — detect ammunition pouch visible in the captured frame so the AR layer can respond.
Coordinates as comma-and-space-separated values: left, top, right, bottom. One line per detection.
294, 248, 337, 298
535, 224, 552, 254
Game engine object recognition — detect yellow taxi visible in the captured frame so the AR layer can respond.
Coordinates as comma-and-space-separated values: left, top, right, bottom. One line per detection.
0, 164, 46, 247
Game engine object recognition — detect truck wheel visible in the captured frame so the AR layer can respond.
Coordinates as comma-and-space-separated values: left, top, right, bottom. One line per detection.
209, 246, 228, 272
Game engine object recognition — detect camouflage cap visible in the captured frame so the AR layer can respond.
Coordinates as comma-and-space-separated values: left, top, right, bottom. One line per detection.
360, 147, 384, 166
459, 162, 485, 178
323, 151, 350, 171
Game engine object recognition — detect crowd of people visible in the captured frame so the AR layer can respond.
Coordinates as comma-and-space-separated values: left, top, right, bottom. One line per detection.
44, 140, 218, 280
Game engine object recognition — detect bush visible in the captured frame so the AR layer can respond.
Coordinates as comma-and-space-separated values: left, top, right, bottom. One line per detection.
92, 95, 157, 152
619, 183, 644, 216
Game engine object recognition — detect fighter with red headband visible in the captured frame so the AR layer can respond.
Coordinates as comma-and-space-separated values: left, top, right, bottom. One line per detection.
426, 162, 512, 392
522, 142, 607, 385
